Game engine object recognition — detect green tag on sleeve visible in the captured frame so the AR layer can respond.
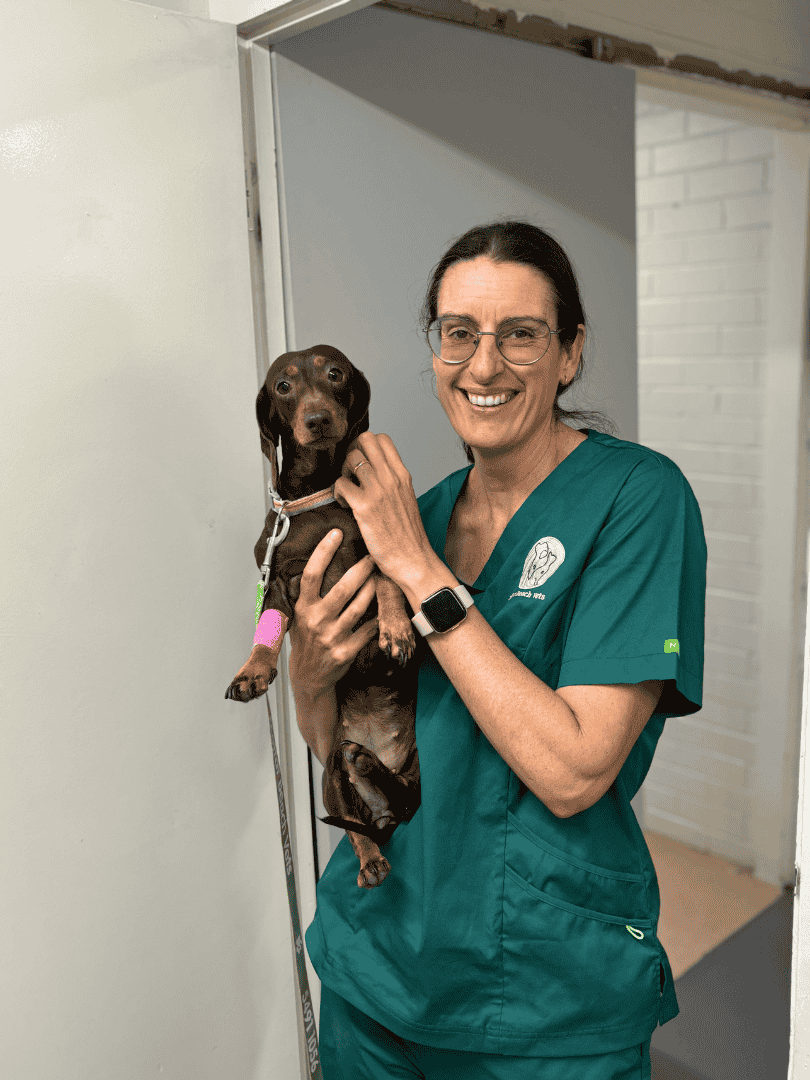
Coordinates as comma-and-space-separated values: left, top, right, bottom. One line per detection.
664, 638, 680, 654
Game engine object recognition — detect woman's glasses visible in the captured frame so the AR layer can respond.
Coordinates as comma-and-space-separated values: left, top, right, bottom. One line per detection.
427, 318, 563, 366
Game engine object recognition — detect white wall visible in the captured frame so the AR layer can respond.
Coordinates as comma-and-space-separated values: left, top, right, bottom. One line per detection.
0, 3, 299, 1078
635, 89, 784, 878
209, 0, 310, 22
136, 0, 211, 17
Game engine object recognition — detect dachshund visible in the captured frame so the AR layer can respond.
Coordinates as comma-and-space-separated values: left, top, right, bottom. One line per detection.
225, 345, 420, 889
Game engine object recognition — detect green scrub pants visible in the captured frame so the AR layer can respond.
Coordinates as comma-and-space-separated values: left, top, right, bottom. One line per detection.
319, 986, 652, 1080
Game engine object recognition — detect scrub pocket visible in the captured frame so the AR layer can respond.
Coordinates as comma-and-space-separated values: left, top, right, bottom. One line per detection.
503, 811, 663, 1038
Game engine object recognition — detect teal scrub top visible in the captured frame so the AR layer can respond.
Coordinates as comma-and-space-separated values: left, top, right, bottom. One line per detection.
305, 430, 706, 1058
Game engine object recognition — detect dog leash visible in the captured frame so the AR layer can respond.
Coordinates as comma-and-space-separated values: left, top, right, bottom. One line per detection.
256, 491, 324, 1078
264, 692, 323, 1079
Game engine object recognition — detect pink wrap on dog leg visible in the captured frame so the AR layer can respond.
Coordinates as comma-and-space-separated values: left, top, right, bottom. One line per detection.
254, 608, 288, 650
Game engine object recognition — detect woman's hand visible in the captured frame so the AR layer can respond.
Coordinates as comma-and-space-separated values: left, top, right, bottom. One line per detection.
287, 529, 380, 697
334, 432, 444, 593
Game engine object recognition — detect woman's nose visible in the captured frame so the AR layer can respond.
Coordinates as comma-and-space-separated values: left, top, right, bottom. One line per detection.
467, 333, 504, 380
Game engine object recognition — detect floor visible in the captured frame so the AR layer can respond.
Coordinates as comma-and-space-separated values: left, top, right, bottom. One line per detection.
644, 829, 783, 979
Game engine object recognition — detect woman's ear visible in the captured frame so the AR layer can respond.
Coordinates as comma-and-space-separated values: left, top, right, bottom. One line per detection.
345, 367, 371, 444
561, 324, 586, 386
256, 382, 280, 462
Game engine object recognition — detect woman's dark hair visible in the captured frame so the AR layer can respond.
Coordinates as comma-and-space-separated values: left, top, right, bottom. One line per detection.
421, 221, 614, 460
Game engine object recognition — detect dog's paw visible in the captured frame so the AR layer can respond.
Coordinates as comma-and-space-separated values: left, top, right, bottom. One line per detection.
358, 854, 390, 889
224, 667, 277, 701
378, 618, 416, 667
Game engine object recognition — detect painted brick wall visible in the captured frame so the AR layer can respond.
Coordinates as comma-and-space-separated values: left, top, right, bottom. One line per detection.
635, 91, 774, 868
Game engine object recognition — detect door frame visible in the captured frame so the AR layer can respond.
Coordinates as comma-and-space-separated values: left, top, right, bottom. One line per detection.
236, 13, 810, 1076
238, 38, 322, 1079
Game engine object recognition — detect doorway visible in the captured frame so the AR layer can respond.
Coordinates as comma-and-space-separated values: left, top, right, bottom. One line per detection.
245, 13, 807, 1074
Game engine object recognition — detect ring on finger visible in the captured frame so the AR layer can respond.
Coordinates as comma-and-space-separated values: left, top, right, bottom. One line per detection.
353, 458, 371, 476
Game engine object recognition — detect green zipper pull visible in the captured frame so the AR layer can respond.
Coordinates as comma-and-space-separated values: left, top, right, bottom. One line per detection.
626, 925, 645, 940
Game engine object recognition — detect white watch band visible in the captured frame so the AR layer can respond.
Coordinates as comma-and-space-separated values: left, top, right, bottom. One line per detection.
412, 584, 474, 636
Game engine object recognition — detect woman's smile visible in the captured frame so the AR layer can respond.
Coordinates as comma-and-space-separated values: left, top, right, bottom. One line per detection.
462, 388, 518, 409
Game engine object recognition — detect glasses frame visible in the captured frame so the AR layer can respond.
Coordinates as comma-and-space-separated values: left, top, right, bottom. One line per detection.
426, 318, 564, 366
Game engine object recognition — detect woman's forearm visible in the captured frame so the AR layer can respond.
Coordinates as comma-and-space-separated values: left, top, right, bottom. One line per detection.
397, 564, 659, 817
291, 685, 337, 768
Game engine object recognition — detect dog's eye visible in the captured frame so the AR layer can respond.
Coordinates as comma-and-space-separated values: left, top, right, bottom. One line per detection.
275, 380, 291, 394
327, 367, 345, 383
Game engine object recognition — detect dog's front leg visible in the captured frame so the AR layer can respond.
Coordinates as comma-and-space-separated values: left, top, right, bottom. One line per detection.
375, 575, 416, 666
225, 581, 292, 702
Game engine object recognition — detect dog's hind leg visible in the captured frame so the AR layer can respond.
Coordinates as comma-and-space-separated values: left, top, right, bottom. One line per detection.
322, 742, 392, 888
341, 742, 396, 832
344, 828, 390, 889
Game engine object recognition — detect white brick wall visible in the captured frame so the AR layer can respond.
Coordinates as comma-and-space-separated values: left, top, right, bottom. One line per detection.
635, 92, 774, 869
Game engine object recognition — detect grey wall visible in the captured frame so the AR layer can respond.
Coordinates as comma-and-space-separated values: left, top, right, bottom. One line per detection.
273, 6, 638, 498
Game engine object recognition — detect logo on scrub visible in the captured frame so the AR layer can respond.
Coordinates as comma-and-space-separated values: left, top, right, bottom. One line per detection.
664, 639, 680, 654
519, 537, 565, 590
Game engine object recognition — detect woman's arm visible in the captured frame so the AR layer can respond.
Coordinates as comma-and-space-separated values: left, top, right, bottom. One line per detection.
334, 433, 663, 817
286, 532, 380, 767
404, 602, 662, 817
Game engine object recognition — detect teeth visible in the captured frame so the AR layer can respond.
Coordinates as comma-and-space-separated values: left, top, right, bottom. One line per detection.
466, 392, 513, 407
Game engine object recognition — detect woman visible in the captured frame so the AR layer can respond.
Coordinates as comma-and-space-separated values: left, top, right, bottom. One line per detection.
289, 222, 706, 1079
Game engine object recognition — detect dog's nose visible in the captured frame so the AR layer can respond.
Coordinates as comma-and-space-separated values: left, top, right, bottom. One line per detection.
304, 410, 332, 434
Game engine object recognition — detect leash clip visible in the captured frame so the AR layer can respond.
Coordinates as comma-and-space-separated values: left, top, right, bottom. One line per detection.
260, 491, 291, 589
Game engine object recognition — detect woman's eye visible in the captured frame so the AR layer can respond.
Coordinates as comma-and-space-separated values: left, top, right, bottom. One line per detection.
446, 327, 474, 342
327, 367, 344, 382
502, 326, 537, 341
276, 380, 291, 394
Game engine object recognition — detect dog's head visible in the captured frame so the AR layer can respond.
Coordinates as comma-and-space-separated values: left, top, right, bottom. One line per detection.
256, 345, 371, 468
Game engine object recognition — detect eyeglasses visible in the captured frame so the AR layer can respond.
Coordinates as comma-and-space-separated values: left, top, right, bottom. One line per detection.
427, 317, 563, 366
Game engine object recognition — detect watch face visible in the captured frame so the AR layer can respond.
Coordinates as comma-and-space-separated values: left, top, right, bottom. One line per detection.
423, 588, 467, 633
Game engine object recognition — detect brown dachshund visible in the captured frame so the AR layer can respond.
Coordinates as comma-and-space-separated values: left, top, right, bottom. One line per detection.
225, 345, 420, 888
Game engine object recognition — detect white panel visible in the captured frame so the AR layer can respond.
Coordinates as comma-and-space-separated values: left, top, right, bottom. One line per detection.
0, 3, 298, 1078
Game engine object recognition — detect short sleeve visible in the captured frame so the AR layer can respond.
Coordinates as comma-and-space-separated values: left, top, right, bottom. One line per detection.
556, 455, 706, 716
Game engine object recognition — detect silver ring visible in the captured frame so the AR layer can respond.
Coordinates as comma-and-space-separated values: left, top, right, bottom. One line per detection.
353, 458, 371, 475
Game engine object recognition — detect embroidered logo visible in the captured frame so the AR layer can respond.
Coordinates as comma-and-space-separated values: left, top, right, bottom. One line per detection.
664, 639, 680, 654
519, 537, 565, 590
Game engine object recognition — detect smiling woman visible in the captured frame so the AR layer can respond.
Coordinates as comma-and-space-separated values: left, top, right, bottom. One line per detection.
422, 221, 614, 463
429, 257, 584, 471
288, 221, 707, 1080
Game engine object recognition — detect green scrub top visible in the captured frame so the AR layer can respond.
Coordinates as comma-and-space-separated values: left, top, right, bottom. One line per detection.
306, 430, 706, 1058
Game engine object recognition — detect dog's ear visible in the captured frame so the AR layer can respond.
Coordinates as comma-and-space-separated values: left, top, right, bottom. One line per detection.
345, 366, 371, 444
256, 382, 281, 463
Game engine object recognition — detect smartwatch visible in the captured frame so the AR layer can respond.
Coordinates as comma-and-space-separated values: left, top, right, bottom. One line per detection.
411, 584, 474, 636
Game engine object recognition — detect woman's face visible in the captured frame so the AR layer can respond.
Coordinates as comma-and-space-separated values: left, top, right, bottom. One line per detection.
432, 256, 584, 458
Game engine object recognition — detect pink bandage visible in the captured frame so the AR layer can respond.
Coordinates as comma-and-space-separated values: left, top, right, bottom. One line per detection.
254, 609, 288, 652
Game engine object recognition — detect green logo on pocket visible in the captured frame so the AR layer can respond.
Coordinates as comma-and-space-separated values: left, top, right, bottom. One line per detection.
664, 639, 680, 654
